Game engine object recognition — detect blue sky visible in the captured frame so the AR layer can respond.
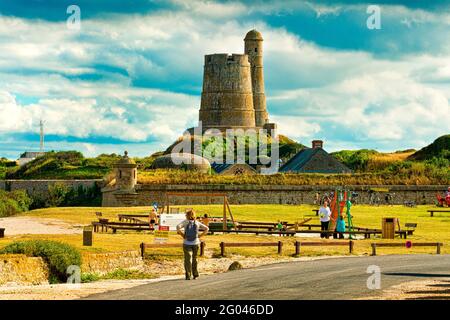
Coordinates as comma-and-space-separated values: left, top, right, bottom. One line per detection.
0, 0, 449, 159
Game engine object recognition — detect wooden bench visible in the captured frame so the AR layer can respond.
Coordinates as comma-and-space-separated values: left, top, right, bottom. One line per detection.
220, 241, 283, 257
405, 223, 417, 235
118, 214, 149, 222
294, 240, 354, 255
428, 210, 450, 217
92, 221, 151, 233
0, 228, 5, 238
312, 209, 319, 216
371, 242, 443, 256
237, 221, 285, 226
297, 229, 381, 239
140, 241, 205, 258
211, 229, 296, 236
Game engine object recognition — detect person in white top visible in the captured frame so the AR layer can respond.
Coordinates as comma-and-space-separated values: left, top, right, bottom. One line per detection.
176, 210, 209, 280
318, 200, 332, 239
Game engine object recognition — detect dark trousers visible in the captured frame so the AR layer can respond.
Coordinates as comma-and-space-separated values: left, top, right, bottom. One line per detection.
183, 244, 199, 279
321, 221, 329, 239
334, 231, 345, 239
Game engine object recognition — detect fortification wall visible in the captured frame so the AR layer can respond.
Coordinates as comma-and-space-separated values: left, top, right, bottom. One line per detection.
102, 184, 446, 207
0, 179, 102, 198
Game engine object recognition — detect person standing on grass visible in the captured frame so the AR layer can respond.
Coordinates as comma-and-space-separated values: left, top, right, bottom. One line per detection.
336, 214, 346, 239
177, 209, 209, 280
149, 207, 158, 232
319, 200, 331, 239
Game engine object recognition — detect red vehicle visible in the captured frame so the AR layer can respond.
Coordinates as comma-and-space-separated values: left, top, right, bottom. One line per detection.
436, 190, 450, 207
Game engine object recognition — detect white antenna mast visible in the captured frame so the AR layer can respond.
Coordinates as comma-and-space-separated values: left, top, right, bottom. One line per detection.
39, 119, 45, 152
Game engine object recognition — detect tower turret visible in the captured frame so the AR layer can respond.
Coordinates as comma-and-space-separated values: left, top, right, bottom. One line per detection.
114, 151, 137, 191
244, 29, 268, 127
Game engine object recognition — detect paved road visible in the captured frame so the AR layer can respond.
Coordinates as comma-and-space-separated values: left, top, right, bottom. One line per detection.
85, 255, 450, 300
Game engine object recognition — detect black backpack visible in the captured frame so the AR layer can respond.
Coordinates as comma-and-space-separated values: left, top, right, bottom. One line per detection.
185, 221, 198, 242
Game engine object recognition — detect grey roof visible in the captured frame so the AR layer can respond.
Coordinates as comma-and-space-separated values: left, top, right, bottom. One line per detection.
211, 163, 257, 174
19, 151, 46, 159
211, 163, 232, 174
279, 148, 352, 174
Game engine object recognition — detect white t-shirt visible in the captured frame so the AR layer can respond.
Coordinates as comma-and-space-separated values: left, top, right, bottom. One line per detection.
176, 219, 209, 245
319, 207, 331, 222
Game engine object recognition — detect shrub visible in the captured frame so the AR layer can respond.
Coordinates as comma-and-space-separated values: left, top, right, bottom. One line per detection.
0, 190, 32, 217
0, 240, 82, 283
46, 183, 70, 207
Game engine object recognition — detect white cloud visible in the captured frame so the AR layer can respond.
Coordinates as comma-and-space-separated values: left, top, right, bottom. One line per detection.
0, 2, 449, 157
271, 115, 321, 141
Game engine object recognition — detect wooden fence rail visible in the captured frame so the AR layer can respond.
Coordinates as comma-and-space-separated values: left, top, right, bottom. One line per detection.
294, 241, 354, 256
219, 241, 283, 257
428, 210, 450, 217
140, 241, 206, 258
371, 242, 443, 256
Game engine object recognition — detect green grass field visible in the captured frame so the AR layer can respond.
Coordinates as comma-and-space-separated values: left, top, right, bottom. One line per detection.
0, 204, 448, 258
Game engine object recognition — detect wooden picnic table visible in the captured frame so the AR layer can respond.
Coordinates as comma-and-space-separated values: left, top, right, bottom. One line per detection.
92, 221, 151, 233
428, 209, 450, 217
118, 214, 150, 222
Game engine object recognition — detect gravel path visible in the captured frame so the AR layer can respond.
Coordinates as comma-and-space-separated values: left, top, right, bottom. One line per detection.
0, 217, 82, 235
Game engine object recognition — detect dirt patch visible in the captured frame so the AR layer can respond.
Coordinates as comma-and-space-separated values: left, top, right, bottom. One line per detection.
363, 279, 450, 300
0, 217, 82, 236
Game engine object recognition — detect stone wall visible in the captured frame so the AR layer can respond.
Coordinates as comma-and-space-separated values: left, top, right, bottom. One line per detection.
0, 251, 144, 286
103, 184, 447, 207
81, 251, 144, 275
0, 179, 102, 199
0, 254, 49, 286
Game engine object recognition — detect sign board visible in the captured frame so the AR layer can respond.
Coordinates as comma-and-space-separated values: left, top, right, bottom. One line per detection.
159, 214, 185, 231
154, 225, 170, 244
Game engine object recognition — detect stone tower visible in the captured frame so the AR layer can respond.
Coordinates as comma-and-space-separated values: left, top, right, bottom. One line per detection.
199, 54, 256, 131
197, 29, 274, 133
114, 151, 137, 191
244, 29, 268, 127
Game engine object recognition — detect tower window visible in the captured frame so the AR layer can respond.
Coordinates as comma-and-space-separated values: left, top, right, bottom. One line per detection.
119, 170, 122, 178
255, 48, 257, 52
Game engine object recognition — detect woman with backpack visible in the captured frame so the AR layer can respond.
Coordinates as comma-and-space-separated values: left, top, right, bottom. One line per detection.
176, 209, 209, 280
